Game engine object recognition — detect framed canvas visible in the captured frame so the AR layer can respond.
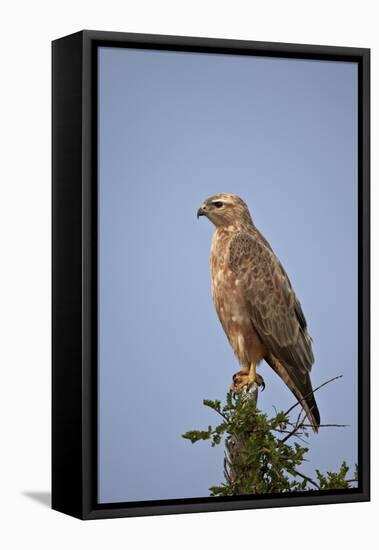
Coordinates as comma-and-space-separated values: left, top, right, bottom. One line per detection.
52, 30, 370, 520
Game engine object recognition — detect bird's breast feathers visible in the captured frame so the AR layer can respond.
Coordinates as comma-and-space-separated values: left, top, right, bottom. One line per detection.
210, 228, 266, 366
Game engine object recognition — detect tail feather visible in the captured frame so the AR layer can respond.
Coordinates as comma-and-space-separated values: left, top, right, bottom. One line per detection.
265, 353, 320, 432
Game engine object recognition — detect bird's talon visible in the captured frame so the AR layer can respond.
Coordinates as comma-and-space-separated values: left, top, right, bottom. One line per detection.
255, 373, 266, 391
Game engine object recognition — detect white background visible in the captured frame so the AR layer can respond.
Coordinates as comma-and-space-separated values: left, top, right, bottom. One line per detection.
0, 1, 376, 548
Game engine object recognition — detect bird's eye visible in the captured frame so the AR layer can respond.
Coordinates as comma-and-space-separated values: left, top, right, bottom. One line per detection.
213, 201, 223, 208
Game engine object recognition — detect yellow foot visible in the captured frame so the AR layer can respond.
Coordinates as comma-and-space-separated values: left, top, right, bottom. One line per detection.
230, 365, 265, 393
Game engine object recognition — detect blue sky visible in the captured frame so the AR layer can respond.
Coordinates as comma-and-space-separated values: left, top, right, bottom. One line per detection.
98, 47, 358, 503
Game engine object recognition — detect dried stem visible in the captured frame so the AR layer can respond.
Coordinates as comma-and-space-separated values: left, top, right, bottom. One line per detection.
284, 375, 343, 417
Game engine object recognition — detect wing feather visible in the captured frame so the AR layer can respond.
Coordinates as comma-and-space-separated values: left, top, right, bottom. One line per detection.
229, 231, 320, 429
229, 232, 314, 376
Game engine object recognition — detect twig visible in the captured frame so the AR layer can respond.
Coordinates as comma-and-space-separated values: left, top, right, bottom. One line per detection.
298, 423, 348, 428
281, 412, 307, 443
293, 469, 320, 490
284, 375, 343, 417
295, 408, 303, 427
273, 428, 308, 444
212, 408, 230, 423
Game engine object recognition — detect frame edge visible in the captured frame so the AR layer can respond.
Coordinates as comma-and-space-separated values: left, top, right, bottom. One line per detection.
53, 30, 371, 520
52, 31, 86, 520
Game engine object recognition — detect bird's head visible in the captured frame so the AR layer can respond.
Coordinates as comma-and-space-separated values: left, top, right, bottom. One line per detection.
197, 193, 253, 228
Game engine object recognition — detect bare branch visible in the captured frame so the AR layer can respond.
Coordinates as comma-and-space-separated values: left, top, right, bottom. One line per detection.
284, 375, 343, 417
299, 423, 348, 428
292, 469, 320, 490
273, 428, 308, 444
281, 411, 307, 443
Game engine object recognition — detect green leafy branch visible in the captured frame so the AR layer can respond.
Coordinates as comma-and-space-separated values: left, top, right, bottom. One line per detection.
182, 385, 357, 496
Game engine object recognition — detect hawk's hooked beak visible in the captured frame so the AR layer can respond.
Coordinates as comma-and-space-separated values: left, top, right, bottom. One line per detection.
197, 204, 207, 219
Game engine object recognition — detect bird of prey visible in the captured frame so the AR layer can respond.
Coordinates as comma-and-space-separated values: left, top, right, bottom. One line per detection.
197, 193, 320, 431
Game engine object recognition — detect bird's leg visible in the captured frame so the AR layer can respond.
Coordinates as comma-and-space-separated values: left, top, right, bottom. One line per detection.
247, 362, 265, 390
247, 362, 257, 385
230, 362, 265, 393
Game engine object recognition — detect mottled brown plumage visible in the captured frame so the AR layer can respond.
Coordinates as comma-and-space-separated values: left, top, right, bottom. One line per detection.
197, 193, 320, 431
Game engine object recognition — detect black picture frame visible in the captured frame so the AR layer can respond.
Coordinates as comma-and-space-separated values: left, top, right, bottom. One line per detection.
52, 30, 370, 520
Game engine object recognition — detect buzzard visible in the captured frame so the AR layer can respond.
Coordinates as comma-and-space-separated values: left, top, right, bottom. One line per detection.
197, 193, 320, 431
